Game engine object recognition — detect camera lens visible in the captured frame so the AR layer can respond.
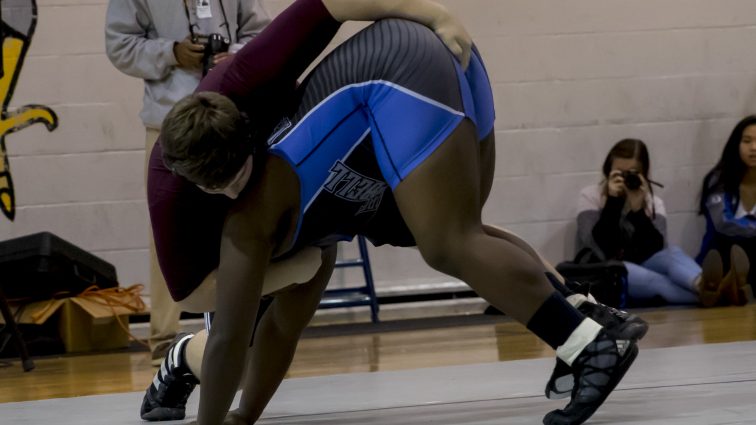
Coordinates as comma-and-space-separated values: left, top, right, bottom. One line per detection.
623, 172, 641, 190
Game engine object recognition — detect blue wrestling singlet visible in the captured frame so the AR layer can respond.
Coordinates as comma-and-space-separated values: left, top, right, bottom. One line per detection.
267, 19, 496, 253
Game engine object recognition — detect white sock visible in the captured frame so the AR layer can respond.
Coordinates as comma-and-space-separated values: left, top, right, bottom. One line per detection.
566, 292, 598, 309
556, 318, 603, 366
566, 294, 588, 308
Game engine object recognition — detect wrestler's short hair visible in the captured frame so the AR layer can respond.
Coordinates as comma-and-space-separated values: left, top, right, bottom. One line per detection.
161, 91, 250, 188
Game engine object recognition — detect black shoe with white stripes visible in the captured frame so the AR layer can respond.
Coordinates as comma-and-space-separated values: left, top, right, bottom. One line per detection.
140, 333, 198, 421
543, 329, 638, 425
545, 302, 648, 400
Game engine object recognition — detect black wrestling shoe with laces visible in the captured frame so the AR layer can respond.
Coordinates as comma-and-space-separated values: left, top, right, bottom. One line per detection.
578, 302, 648, 341
544, 302, 647, 400
140, 333, 198, 421
543, 329, 638, 425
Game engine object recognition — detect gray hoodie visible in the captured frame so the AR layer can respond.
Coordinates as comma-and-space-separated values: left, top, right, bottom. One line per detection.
105, 0, 270, 129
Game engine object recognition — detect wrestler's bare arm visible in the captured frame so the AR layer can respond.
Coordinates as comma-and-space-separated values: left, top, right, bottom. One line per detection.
322, 0, 471, 67
232, 244, 338, 422
196, 214, 272, 425
195, 158, 301, 425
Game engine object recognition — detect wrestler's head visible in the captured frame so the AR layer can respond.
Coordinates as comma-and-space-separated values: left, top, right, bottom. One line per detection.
161, 91, 253, 199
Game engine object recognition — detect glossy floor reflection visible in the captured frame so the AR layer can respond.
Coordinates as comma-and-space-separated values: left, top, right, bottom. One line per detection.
3, 341, 756, 424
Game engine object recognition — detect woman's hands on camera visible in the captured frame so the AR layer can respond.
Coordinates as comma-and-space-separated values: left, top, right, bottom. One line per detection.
625, 174, 648, 211
607, 170, 648, 212
607, 170, 626, 198
173, 38, 235, 71
173, 36, 205, 70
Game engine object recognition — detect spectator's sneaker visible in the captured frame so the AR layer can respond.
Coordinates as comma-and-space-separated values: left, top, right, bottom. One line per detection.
545, 302, 647, 399
543, 330, 638, 425
140, 333, 198, 421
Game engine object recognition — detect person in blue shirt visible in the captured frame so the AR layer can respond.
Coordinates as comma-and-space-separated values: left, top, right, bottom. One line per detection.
698, 116, 755, 306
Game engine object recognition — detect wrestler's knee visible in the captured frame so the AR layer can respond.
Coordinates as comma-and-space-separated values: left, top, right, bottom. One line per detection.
414, 230, 475, 277
266, 301, 310, 341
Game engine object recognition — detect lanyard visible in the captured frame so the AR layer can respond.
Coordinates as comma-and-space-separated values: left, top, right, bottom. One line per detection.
181, 0, 232, 41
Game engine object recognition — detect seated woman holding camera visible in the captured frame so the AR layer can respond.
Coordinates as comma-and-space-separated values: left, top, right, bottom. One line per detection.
697, 116, 755, 306
576, 138, 725, 306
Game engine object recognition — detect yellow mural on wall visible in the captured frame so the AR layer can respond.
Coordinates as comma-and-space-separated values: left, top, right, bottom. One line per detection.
1, 0, 59, 221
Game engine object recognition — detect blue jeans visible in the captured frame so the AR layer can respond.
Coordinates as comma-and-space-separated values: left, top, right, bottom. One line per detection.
626, 246, 701, 304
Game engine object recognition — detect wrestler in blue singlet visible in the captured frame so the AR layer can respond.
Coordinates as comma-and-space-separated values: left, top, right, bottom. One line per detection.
269, 19, 495, 253
148, 10, 494, 302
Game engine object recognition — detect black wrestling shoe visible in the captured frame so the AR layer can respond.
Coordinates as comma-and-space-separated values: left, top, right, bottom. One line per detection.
544, 302, 647, 400
140, 333, 199, 421
542, 330, 638, 425
577, 302, 648, 341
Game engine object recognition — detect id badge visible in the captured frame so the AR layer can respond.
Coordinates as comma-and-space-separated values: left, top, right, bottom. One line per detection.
196, 0, 212, 19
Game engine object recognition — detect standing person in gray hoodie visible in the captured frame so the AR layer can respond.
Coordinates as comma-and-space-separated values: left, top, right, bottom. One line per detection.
104, 0, 270, 366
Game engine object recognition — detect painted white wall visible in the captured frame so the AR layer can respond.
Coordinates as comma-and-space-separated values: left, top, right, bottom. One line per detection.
1, 0, 755, 294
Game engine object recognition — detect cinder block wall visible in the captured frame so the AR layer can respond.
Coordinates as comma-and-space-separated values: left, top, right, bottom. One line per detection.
1, 0, 755, 294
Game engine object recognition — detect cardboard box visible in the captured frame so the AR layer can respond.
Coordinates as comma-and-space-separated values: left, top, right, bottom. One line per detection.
0, 287, 144, 353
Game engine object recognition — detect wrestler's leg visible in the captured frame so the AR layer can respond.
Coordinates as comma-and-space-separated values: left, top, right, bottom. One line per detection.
477, 132, 646, 402
393, 120, 559, 321
392, 120, 637, 424
478, 130, 496, 207
478, 130, 644, 310
476, 135, 647, 317
478, 124, 567, 284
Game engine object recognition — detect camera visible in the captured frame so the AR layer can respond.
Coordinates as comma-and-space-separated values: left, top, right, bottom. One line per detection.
193, 33, 230, 75
621, 170, 643, 191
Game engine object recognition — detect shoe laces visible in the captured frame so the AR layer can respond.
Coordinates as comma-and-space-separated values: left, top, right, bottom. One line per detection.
604, 305, 630, 320
156, 371, 196, 408
571, 336, 621, 402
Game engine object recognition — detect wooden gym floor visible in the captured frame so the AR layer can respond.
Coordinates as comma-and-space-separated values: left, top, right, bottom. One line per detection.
1, 304, 755, 424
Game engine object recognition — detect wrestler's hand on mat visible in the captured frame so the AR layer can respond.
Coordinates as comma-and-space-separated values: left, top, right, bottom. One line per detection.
185, 410, 249, 425
222, 410, 252, 425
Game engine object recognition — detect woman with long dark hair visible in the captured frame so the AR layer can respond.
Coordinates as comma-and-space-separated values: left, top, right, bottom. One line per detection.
698, 116, 755, 305
576, 139, 725, 306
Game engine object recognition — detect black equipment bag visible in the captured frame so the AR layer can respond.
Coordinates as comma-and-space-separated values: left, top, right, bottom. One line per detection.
556, 248, 628, 308
0, 232, 118, 301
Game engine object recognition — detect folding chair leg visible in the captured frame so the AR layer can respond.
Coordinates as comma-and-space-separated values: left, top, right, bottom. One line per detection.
0, 290, 34, 372
357, 236, 380, 323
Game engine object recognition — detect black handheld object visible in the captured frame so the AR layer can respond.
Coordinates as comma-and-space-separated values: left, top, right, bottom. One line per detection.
194, 33, 230, 76
621, 170, 642, 191
620, 170, 664, 191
